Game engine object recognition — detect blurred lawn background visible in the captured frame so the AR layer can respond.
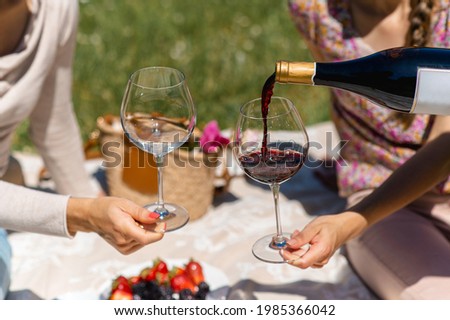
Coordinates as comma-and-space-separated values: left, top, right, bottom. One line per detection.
13, 0, 330, 151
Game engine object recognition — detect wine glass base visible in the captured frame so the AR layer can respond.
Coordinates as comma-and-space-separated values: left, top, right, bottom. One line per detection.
144, 203, 189, 232
252, 232, 291, 264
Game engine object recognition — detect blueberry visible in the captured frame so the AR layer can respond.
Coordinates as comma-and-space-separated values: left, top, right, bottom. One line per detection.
179, 289, 195, 300
144, 281, 163, 300
131, 280, 162, 300
131, 282, 147, 296
195, 282, 210, 300
159, 285, 174, 300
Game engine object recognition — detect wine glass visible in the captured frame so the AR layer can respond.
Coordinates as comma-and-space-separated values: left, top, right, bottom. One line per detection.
120, 66, 196, 231
233, 96, 309, 263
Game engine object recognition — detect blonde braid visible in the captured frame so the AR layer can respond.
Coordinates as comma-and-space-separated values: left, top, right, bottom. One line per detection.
401, 1, 437, 125
405, 0, 435, 46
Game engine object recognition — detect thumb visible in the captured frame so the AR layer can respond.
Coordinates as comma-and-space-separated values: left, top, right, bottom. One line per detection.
286, 225, 319, 249
121, 200, 161, 224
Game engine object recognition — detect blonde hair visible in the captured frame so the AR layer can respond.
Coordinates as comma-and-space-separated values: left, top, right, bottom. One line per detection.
406, 0, 436, 46
401, 1, 437, 124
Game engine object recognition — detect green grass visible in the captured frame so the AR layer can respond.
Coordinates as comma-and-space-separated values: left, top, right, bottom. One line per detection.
13, 0, 330, 151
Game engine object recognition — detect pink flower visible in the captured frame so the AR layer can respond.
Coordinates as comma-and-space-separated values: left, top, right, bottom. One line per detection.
200, 120, 230, 153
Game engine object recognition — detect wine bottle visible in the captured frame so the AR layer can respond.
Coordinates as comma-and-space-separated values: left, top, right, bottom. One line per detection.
275, 46, 450, 115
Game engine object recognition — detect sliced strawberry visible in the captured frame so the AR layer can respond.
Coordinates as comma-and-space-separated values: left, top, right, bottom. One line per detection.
109, 289, 133, 300
170, 273, 196, 293
185, 259, 205, 286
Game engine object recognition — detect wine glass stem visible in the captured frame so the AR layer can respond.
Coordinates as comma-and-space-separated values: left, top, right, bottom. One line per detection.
270, 183, 286, 248
155, 155, 168, 217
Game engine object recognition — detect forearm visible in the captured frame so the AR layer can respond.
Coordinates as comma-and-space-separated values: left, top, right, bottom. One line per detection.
282, 134, 450, 268
350, 132, 450, 226
0, 181, 71, 237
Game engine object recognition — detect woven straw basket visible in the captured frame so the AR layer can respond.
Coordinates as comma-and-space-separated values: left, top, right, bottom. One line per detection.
95, 115, 227, 221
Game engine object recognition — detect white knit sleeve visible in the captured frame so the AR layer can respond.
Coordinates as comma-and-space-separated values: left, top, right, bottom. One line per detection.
0, 181, 71, 238
28, 0, 96, 197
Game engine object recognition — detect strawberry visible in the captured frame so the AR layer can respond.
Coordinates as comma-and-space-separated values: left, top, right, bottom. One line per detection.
129, 275, 142, 285
110, 275, 133, 300
156, 272, 169, 285
170, 273, 196, 293
111, 275, 132, 293
153, 258, 169, 274
153, 258, 169, 284
139, 266, 157, 282
138, 258, 169, 284
185, 259, 204, 286
170, 266, 186, 277
109, 289, 133, 300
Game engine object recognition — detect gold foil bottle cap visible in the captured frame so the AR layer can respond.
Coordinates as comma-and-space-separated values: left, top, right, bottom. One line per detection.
275, 60, 315, 84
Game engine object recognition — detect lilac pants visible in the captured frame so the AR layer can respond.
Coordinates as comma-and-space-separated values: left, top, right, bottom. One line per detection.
345, 190, 450, 299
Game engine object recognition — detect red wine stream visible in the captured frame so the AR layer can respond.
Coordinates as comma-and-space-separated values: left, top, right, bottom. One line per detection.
261, 72, 276, 158
236, 72, 304, 184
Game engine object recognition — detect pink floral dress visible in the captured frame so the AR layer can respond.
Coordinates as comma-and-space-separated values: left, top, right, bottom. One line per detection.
288, 0, 450, 197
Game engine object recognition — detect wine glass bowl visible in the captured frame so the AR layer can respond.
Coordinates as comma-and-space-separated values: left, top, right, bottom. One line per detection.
120, 67, 196, 231
234, 96, 309, 263
238, 141, 305, 184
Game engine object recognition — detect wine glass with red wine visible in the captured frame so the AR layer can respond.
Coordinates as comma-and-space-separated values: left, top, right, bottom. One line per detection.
120, 66, 196, 231
233, 96, 309, 263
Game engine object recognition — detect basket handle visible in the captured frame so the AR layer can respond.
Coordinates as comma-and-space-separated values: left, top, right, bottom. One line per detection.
83, 129, 102, 160
213, 165, 232, 195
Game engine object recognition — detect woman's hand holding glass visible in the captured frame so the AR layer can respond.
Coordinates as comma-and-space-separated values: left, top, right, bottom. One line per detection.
233, 96, 309, 263
281, 212, 367, 268
120, 67, 196, 232
66, 197, 165, 255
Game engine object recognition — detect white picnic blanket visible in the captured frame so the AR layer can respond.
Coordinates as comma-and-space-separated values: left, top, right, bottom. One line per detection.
6, 122, 376, 300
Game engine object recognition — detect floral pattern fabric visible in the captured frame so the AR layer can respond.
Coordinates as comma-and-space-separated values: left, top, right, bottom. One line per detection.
288, 0, 450, 196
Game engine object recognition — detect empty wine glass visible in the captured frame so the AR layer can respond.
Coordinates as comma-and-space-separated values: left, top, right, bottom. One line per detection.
233, 96, 309, 263
120, 67, 196, 231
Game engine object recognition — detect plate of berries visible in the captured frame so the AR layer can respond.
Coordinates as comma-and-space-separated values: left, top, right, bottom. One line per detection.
102, 258, 229, 300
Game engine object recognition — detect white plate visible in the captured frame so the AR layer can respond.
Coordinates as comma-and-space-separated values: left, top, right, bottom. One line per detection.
99, 259, 229, 300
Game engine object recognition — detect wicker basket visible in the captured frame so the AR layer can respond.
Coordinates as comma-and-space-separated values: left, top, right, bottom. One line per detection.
96, 115, 227, 221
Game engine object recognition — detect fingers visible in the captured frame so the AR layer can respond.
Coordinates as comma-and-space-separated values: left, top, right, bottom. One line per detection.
85, 197, 167, 255
281, 242, 331, 269
105, 236, 148, 255
310, 263, 326, 269
138, 221, 166, 234
125, 201, 162, 225
123, 217, 165, 245
105, 220, 165, 255
116, 198, 166, 243
109, 200, 166, 252
286, 226, 319, 250
281, 228, 332, 269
